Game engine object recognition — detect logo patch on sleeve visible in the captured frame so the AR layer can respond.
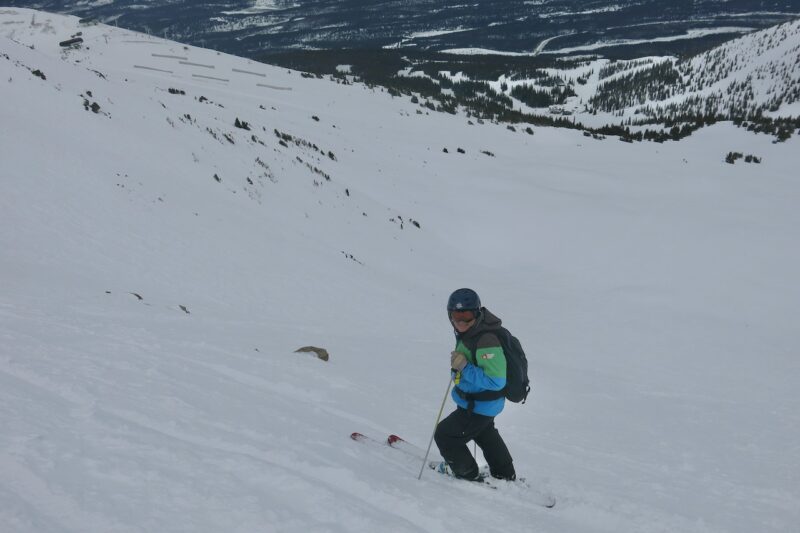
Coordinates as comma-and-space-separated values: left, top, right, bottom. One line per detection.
481, 353, 495, 360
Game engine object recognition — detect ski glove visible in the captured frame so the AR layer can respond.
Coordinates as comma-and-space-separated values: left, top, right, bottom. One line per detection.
450, 351, 468, 372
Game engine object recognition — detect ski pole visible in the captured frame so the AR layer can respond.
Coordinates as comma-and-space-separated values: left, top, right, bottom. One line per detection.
418, 376, 453, 480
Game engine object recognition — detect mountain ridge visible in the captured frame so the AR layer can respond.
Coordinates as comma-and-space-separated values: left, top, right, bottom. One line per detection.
576, 18, 800, 124
10, 0, 800, 57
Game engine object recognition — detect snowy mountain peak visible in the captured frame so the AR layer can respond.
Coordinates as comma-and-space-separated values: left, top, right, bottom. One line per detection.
572, 18, 800, 126
683, 18, 800, 112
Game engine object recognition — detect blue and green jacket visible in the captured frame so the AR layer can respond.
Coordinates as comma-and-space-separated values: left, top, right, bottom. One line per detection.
451, 307, 507, 417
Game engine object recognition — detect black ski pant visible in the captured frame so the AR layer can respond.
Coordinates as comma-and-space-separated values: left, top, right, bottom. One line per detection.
434, 407, 516, 480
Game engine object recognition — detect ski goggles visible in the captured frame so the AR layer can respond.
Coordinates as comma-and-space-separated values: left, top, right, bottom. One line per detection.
450, 310, 477, 324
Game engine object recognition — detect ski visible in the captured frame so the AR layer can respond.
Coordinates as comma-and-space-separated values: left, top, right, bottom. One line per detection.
426, 460, 557, 508
349, 431, 382, 445
350, 432, 424, 460
387, 434, 426, 458
351, 432, 556, 508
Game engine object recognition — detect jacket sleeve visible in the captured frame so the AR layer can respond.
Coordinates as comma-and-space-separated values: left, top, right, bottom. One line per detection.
460, 333, 507, 392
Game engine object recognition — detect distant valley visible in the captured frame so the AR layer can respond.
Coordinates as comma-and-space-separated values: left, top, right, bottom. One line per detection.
11, 1, 800, 58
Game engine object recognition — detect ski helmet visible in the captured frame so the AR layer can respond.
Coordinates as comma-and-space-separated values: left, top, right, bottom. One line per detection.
447, 288, 481, 313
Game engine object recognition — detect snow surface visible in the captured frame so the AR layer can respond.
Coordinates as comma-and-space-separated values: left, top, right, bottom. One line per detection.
2, 7, 800, 533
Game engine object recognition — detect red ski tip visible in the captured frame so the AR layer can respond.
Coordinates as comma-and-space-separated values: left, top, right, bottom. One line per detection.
387, 434, 405, 445
350, 432, 365, 440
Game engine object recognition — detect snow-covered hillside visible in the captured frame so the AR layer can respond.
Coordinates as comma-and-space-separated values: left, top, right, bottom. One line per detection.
681, 19, 800, 114
590, 18, 800, 121
2, 8, 799, 533
511, 18, 800, 127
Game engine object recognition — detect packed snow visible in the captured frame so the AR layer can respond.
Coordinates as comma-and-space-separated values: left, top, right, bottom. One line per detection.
1, 8, 799, 533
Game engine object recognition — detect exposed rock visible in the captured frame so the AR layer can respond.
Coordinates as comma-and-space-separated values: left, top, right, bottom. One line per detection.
295, 346, 329, 361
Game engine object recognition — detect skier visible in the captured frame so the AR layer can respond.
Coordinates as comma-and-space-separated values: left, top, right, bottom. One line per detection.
434, 288, 516, 481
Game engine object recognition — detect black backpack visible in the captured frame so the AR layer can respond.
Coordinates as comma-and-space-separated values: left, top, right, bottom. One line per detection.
462, 327, 531, 404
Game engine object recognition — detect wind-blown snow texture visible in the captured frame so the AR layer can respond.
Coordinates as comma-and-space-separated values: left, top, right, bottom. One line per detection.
1, 8, 799, 533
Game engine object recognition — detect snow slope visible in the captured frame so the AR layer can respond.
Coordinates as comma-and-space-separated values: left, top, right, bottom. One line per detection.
468, 19, 800, 128
2, 8, 799, 533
